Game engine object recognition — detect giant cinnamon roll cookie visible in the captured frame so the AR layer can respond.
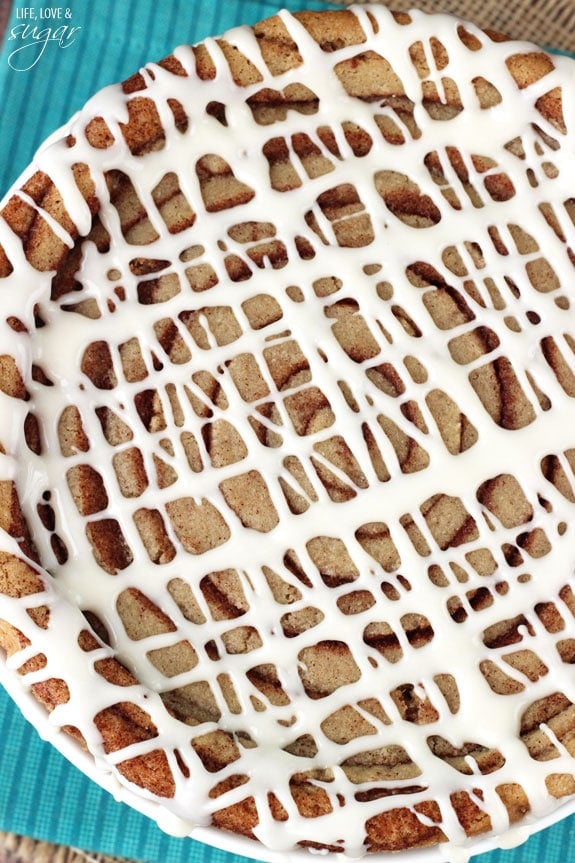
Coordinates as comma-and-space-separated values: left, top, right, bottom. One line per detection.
1, 5, 575, 857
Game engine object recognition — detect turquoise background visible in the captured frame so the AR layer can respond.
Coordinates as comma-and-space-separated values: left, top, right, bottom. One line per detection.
1, 1, 575, 861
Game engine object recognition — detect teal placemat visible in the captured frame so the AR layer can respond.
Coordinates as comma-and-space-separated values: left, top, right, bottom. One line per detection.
2, 682, 575, 863
0, 683, 258, 863
0, 0, 331, 194
1, 2, 575, 862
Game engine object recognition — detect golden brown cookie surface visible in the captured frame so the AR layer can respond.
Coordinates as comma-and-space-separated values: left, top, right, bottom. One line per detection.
1, 6, 575, 857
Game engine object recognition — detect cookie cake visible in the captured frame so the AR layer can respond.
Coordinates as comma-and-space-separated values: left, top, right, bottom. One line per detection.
1, 3, 575, 858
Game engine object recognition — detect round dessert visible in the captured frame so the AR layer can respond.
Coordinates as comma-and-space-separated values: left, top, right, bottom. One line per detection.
1, 4, 575, 858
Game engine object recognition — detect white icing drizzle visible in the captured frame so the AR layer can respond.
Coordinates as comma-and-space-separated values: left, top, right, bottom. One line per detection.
1, 5, 575, 858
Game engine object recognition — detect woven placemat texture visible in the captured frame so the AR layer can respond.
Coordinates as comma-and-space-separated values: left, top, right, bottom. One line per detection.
0, 831, 121, 863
